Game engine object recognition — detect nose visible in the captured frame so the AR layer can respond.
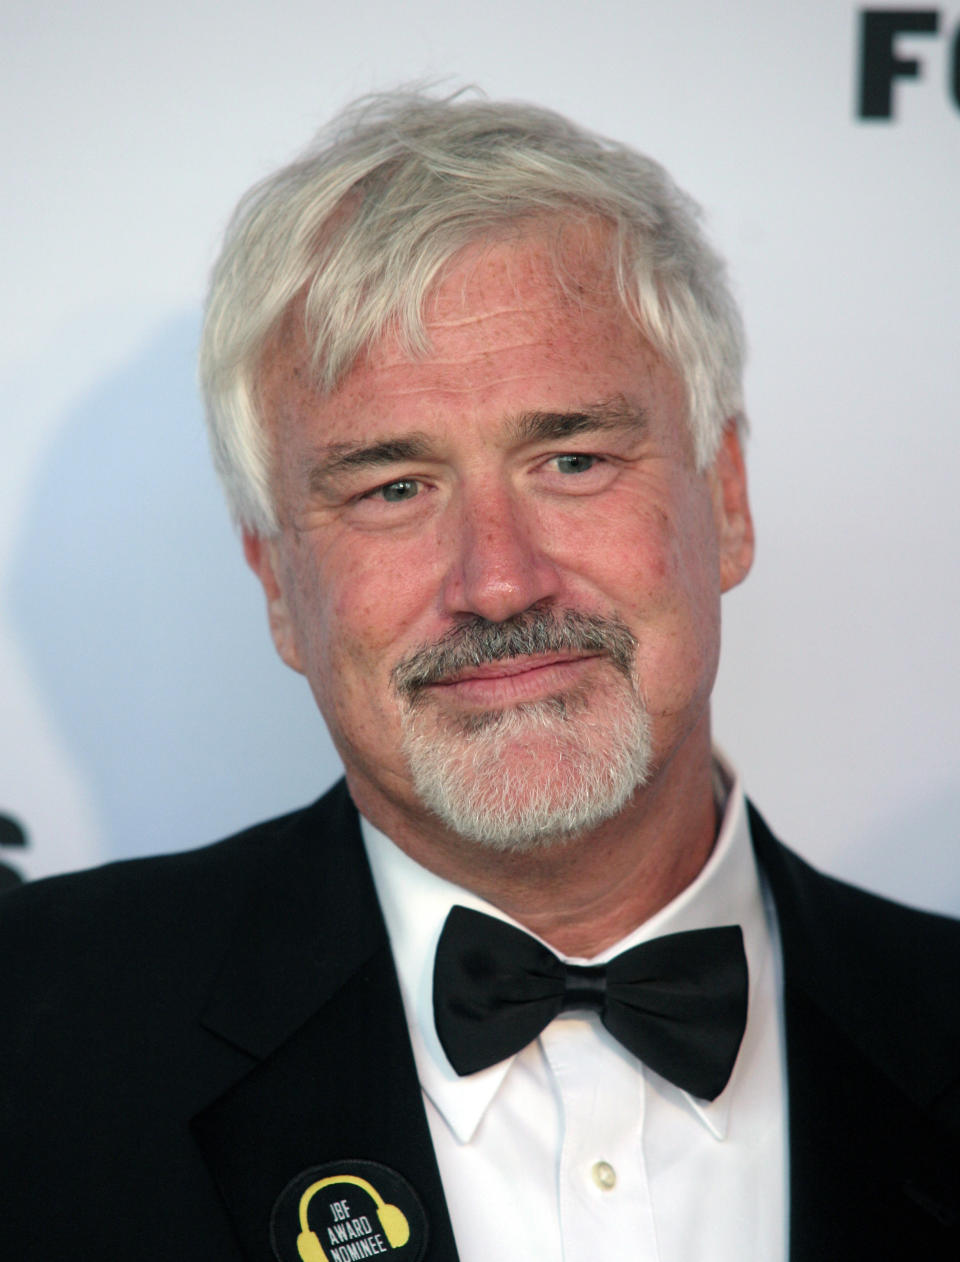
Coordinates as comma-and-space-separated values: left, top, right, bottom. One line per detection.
439, 481, 562, 623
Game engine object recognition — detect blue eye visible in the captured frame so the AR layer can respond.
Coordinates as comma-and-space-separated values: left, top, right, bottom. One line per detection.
378, 479, 420, 502
555, 453, 596, 474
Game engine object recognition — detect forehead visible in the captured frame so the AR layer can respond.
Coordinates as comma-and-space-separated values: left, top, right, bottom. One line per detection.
259, 225, 676, 444
421, 222, 619, 332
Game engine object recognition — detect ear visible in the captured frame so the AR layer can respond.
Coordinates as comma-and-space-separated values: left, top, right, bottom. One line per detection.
708, 422, 755, 594
242, 529, 305, 674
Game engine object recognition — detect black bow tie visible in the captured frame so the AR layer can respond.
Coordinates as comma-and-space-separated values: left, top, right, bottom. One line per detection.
433, 906, 748, 1101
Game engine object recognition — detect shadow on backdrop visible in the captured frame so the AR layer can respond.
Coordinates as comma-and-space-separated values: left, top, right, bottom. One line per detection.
7, 314, 342, 863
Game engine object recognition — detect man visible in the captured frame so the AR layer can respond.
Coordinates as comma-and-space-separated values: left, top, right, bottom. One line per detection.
2, 92, 958, 1261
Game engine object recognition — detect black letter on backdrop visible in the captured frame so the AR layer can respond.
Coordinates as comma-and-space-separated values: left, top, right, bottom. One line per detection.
952, 23, 960, 108
0, 812, 27, 890
857, 9, 940, 118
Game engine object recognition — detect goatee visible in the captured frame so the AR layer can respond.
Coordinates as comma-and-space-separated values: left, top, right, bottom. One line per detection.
393, 608, 653, 851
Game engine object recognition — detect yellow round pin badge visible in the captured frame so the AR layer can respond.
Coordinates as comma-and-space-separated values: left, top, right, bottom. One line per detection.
270, 1160, 428, 1262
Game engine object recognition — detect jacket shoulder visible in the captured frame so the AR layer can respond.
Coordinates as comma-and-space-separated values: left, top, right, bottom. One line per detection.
749, 799, 960, 962
0, 782, 353, 1006
749, 801, 960, 1124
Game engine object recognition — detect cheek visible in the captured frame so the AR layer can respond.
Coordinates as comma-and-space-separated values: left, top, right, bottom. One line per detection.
647, 474, 723, 606
583, 494, 711, 610
301, 539, 439, 683
608, 494, 723, 708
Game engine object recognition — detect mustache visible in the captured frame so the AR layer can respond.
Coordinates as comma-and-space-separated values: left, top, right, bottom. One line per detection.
392, 608, 638, 696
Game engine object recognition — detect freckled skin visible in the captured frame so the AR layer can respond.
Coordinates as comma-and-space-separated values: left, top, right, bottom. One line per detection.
244, 227, 754, 955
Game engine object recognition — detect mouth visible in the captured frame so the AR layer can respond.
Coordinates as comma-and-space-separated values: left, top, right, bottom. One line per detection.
392, 608, 638, 712
423, 652, 604, 708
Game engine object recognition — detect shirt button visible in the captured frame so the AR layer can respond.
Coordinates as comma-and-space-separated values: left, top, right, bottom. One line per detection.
591, 1160, 617, 1190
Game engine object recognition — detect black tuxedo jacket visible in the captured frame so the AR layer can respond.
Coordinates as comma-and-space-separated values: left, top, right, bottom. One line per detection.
2, 780, 958, 1260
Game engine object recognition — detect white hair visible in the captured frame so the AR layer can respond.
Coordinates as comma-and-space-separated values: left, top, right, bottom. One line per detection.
199, 89, 746, 535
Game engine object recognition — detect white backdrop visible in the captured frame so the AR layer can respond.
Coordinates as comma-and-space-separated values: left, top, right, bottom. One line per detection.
2, 1, 958, 914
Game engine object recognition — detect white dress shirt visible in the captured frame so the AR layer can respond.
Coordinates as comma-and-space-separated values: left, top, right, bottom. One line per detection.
361, 758, 788, 1262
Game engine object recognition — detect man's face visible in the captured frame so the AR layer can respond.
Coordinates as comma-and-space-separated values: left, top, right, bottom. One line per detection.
246, 228, 753, 852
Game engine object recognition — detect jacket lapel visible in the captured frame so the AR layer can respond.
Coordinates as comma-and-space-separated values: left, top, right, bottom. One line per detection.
750, 805, 960, 1259
190, 784, 460, 1262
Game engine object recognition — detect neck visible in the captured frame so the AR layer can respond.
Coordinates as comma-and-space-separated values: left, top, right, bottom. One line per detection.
351, 719, 720, 957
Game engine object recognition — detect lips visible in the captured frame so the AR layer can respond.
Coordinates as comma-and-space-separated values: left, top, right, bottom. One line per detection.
431, 652, 600, 685
425, 653, 603, 707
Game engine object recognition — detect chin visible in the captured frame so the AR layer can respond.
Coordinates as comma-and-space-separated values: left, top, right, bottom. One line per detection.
399, 684, 653, 853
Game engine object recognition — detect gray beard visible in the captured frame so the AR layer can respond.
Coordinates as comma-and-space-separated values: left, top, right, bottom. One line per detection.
393, 609, 653, 852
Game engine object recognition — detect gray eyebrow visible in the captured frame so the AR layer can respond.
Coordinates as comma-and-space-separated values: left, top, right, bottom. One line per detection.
510, 400, 648, 444
307, 434, 435, 494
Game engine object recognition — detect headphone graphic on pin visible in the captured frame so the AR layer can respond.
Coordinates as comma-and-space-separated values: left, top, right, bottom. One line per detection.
297, 1175, 410, 1261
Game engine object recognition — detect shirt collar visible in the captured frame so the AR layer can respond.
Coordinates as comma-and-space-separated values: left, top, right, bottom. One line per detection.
360, 751, 772, 1144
